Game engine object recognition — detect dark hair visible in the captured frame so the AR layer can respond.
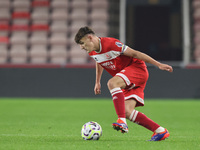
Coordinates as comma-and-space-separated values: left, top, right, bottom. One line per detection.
74, 26, 95, 44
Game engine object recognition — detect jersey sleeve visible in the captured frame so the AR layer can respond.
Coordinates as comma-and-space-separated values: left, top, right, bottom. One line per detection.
110, 38, 128, 54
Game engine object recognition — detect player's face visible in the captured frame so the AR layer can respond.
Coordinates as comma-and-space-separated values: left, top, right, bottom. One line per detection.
79, 35, 95, 53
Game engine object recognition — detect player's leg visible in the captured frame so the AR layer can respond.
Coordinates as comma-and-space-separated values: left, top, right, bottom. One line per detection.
125, 99, 170, 141
107, 76, 128, 133
125, 99, 160, 131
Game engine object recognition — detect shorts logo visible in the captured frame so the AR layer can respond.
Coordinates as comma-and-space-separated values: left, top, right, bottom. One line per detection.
115, 42, 123, 47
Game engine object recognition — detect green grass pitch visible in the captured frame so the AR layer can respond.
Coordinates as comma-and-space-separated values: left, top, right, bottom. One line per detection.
0, 98, 200, 150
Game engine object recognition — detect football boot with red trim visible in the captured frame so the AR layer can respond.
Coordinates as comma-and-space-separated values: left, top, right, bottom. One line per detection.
149, 129, 170, 141
112, 118, 128, 133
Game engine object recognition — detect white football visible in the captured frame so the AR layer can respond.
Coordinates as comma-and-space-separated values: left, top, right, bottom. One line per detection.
81, 121, 102, 140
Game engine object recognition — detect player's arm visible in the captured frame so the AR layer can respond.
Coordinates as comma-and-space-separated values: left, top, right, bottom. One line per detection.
94, 62, 104, 95
123, 47, 173, 72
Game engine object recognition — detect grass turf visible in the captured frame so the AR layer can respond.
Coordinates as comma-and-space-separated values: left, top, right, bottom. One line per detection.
0, 98, 200, 150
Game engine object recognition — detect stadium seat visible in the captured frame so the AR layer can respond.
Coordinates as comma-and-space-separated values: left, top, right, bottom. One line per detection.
30, 24, 49, 36
29, 33, 48, 45
49, 45, 68, 64
193, 0, 200, 9
31, 24, 49, 31
49, 33, 68, 45
0, 44, 8, 49
11, 24, 29, 36
51, 0, 69, 9
12, 11, 30, 25
70, 8, 88, 21
29, 45, 48, 64
90, 7, 109, 37
32, 0, 50, 8
70, 0, 88, 9
9, 45, 28, 64
0, 1, 11, 9
0, 36, 9, 45
0, 47, 8, 63
0, 24, 10, 36
12, 0, 30, 12
51, 8, 69, 21
31, 9, 49, 25
10, 33, 28, 45
90, 8, 109, 22
30, 24, 49, 45
68, 35, 76, 47
30, 24, 49, 32
50, 20, 68, 33
91, 21, 109, 37
69, 20, 88, 36
0, 35, 8, 63
0, 9, 11, 24
91, 0, 109, 9
69, 44, 88, 64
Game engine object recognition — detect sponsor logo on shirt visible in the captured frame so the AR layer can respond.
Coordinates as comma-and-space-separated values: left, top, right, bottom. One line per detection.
101, 61, 116, 70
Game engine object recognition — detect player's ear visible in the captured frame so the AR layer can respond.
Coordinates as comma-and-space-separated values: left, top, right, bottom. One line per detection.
88, 34, 93, 41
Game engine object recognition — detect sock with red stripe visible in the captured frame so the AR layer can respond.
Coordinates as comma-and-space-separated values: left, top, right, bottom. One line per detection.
129, 110, 160, 132
110, 88, 126, 122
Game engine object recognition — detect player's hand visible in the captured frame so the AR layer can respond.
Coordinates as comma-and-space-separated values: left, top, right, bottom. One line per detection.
158, 63, 173, 72
94, 83, 101, 95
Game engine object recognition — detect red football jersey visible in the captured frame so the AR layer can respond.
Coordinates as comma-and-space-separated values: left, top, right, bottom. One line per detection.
89, 37, 146, 76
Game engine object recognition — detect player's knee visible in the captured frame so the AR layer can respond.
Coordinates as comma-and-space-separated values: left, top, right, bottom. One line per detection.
107, 79, 116, 90
107, 79, 118, 90
107, 77, 123, 90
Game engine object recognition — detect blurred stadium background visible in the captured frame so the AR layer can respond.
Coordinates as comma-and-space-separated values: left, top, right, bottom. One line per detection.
0, 0, 199, 98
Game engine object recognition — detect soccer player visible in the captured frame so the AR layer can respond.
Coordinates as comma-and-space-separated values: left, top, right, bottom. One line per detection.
74, 26, 172, 141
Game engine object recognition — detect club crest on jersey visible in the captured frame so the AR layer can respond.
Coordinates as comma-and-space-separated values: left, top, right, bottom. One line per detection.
115, 42, 123, 47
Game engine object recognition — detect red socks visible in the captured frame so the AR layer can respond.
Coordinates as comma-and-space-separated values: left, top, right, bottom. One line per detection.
110, 87, 160, 132
110, 88, 126, 118
129, 110, 160, 132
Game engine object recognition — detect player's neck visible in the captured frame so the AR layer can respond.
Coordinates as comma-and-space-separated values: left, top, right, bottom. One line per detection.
94, 36, 101, 53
